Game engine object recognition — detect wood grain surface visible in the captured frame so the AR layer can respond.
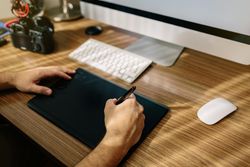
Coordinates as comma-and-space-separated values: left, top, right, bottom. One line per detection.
0, 18, 249, 167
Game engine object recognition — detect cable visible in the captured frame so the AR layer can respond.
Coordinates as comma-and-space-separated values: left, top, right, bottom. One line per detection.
4, 18, 20, 28
11, 0, 30, 18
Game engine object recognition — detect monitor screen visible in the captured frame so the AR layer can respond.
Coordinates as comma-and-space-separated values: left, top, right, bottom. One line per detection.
102, 0, 250, 36
80, 0, 250, 65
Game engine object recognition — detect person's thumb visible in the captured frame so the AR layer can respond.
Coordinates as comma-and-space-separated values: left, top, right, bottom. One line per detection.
105, 98, 117, 111
30, 84, 52, 95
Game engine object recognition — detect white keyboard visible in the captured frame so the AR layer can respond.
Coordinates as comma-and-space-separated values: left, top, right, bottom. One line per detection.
69, 39, 152, 83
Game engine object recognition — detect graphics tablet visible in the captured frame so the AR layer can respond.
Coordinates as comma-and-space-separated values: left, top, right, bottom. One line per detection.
27, 68, 168, 150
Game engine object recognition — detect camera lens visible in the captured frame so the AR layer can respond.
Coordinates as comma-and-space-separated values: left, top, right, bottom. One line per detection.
34, 16, 54, 33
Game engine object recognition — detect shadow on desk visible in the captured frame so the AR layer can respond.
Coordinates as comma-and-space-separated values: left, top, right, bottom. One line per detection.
0, 115, 65, 167
53, 25, 141, 54
54, 29, 85, 53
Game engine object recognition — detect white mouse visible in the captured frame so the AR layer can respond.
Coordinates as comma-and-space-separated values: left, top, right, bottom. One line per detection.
197, 97, 237, 125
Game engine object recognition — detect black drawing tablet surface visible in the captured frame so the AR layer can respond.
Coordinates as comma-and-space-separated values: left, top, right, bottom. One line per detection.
28, 68, 168, 149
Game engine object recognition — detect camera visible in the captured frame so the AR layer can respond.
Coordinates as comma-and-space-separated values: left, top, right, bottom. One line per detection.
10, 16, 54, 54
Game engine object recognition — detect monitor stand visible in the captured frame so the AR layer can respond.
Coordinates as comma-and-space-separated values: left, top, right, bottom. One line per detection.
46, 0, 82, 22
125, 36, 184, 66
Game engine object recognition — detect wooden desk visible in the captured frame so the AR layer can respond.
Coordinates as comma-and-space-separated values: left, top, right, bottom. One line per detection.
0, 19, 249, 167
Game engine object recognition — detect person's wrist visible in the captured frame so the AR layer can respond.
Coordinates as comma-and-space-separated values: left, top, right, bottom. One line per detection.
5, 71, 17, 88
101, 132, 130, 156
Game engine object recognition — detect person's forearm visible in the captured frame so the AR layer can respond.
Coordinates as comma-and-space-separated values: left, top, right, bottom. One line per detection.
75, 135, 129, 167
0, 71, 15, 90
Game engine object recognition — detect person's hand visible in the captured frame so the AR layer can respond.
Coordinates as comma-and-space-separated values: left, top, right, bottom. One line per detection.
10, 66, 75, 95
75, 96, 144, 167
102, 94, 145, 153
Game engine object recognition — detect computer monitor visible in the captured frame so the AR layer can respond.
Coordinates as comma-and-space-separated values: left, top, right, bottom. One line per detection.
80, 0, 250, 65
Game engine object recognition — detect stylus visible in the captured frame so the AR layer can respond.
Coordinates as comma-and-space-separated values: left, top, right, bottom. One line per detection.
115, 86, 136, 105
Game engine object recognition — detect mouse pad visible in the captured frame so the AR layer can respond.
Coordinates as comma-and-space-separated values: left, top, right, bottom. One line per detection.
27, 68, 168, 149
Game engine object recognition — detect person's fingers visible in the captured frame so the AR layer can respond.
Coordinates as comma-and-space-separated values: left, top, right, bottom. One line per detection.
54, 71, 72, 80
60, 67, 76, 75
128, 93, 136, 99
37, 70, 72, 80
30, 84, 52, 95
105, 99, 117, 112
122, 97, 137, 107
138, 114, 145, 131
112, 98, 117, 104
138, 115, 145, 133
52, 66, 75, 74
137, 103, 144, 114
132, 114, 145, 144
106, 98, 117, 105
